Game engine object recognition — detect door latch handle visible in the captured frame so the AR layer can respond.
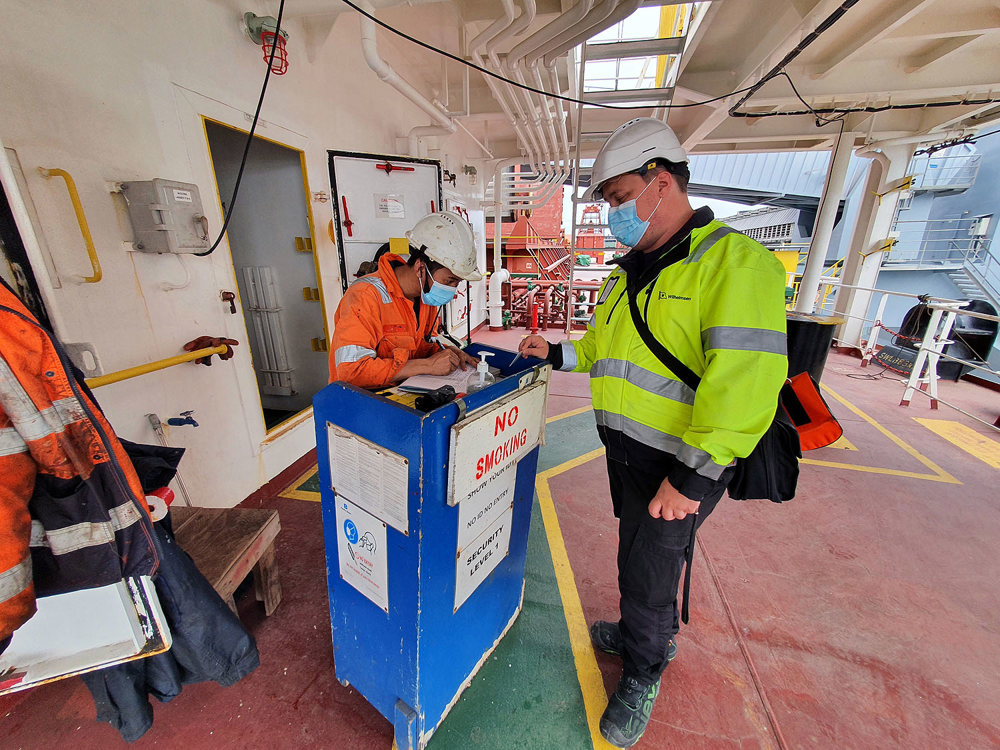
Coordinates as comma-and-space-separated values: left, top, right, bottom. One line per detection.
220, 290, 237, 314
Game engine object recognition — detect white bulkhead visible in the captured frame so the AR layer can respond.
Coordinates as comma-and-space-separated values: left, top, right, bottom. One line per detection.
0, 0, 492, 505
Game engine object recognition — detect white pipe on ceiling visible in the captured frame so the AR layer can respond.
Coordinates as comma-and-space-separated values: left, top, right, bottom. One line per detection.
359, 0, 455, 140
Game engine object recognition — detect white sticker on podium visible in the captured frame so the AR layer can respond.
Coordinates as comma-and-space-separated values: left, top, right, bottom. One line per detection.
457, 459, 516, 551
336, 498, 388, 612
455, 507, 512, 611
327, 423, 408, 534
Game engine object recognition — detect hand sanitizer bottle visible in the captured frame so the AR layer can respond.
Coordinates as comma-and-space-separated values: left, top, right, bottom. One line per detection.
466, 351, 497, 393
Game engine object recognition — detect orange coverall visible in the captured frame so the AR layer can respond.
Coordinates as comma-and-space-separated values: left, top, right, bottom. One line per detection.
329, 253, 441, 389
0, 283, 156, 644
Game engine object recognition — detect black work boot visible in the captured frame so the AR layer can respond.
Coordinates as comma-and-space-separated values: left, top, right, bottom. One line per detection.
589, 620, 677, 662
600, 675, 660, 748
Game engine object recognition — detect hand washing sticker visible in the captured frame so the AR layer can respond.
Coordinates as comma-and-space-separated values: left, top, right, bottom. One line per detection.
336, 498, 388, 612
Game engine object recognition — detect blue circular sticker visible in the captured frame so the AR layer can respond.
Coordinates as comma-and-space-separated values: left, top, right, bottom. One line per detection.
343, 519, 359, 544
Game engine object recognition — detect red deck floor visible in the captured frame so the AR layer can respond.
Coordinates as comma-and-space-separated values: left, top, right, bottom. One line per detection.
3, 329, 999, 749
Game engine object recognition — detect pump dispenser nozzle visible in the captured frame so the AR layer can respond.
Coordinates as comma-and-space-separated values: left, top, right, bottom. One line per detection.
466, 351, 496, 393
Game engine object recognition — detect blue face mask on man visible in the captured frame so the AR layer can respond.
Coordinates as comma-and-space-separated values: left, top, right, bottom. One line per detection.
607, 178, 662, 248
420, 264, 458, 306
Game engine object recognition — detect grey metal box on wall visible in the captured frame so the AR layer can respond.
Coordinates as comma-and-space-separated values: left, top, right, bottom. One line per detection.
121, 179, 210, 253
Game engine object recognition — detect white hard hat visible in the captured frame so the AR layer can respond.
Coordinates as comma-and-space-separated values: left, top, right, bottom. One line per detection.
583, 118, 688, 202
406, 211, 482, 281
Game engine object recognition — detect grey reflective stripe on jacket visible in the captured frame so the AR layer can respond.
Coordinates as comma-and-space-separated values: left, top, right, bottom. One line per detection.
676, 442, 730, 480
29, 498, 146, 556
1, 350, 87, 445
591, 358, 694, 405
0, 556, 31, 604
334, 345, 377, 367
354, 276, 392, 304
594, 409, 685, 454
704, 326, 787, 355
558, 341, 577, 371
0, 397, 85, 456
683, 226, 735, 264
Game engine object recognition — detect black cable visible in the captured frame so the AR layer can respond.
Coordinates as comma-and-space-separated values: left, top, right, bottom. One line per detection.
728, 0, 862, 116
730, 95, 1000, 120
914, 127, 1000, 156
776, 72, 846, 128
195, 0, 285, 256
337, 0, 758, 111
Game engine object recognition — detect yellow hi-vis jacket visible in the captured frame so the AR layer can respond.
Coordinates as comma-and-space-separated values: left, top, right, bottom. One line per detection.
559, 217, 788, 497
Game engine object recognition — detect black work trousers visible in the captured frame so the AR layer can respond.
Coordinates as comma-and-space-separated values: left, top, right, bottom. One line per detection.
607, 453, 728, 684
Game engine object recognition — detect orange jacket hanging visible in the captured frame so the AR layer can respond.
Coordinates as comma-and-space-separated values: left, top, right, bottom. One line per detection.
0, 282, 157, 644
329, 253, 441, 389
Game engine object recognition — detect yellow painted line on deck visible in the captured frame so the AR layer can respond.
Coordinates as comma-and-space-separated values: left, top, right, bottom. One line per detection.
546, 405, 593, 424
828, 434, 857, 450
278, 465, 321, 502
914, 418, 1000, 469
536, 447, 616, 750
800, 385, 961, 484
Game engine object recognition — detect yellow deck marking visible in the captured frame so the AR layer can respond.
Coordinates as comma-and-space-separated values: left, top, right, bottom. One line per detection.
546, 405, 593, 424
827, 434, 857, 450
799, 385, 961, 484
914, 418, 1000, 469
536, 447, 615, 750
278, 465, 321, 501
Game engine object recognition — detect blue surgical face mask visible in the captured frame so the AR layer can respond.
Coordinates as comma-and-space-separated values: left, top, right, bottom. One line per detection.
420, 266, 458, 306
607, 179, 662, 248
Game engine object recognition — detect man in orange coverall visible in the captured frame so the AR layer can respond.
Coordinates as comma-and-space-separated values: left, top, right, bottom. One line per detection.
330, 211, 483, 389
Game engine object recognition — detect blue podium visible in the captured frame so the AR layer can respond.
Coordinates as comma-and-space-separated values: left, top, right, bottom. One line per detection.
314, 345, 551, 749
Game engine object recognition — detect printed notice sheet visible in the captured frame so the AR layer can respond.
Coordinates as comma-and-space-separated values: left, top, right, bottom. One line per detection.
327, 423, 409, 534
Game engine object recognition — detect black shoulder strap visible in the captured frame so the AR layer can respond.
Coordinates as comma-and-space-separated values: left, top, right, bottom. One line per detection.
628, 293, 701, 390
626, 226, 739, 391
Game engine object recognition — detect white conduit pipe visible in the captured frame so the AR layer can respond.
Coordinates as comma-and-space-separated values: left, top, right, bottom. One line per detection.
408, 125, 452, 156
480, 0, 546, 176
543, 0, 643, 66
488, 268, 510, 329
358, 1, 455, 146
533, 64, 564, 178
538, 0, 623, 66
507, 0, 594, 69
549, 64, 571, 166
471, 4, 541, 175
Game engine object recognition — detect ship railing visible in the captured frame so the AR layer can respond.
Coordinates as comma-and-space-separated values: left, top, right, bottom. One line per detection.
884, 218, 991, 268
898, 302, 999, 430
907, 152, 982, 191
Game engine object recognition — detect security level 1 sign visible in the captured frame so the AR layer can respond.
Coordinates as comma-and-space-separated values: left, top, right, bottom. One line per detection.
455, 507, 513, 611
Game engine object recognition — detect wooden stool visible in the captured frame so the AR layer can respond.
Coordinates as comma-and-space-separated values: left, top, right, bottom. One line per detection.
169, 506, 282, 616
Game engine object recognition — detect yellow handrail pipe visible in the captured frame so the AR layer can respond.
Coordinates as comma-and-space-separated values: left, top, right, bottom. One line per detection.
86, 345, 228, 389
38, 167, 102, 283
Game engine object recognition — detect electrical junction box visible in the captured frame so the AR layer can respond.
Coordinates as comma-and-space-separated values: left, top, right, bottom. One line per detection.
121, 179, 210, 253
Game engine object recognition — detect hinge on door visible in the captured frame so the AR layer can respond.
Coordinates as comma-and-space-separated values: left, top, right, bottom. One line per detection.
295, 236, 313, 252
302, 287, 320, 301
311, 337, 328, 352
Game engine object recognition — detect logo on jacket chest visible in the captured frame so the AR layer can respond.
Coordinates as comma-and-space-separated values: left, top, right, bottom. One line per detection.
659, 292, 691, 301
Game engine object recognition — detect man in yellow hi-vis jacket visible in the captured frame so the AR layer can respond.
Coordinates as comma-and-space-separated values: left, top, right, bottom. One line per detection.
520, 118, 788, 748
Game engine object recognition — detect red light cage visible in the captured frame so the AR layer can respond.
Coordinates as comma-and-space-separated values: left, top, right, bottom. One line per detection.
261, 31, 288, 75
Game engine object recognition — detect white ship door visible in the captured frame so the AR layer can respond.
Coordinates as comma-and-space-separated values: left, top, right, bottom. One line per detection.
328, 153, 441, 291
206, 122, 327, 429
